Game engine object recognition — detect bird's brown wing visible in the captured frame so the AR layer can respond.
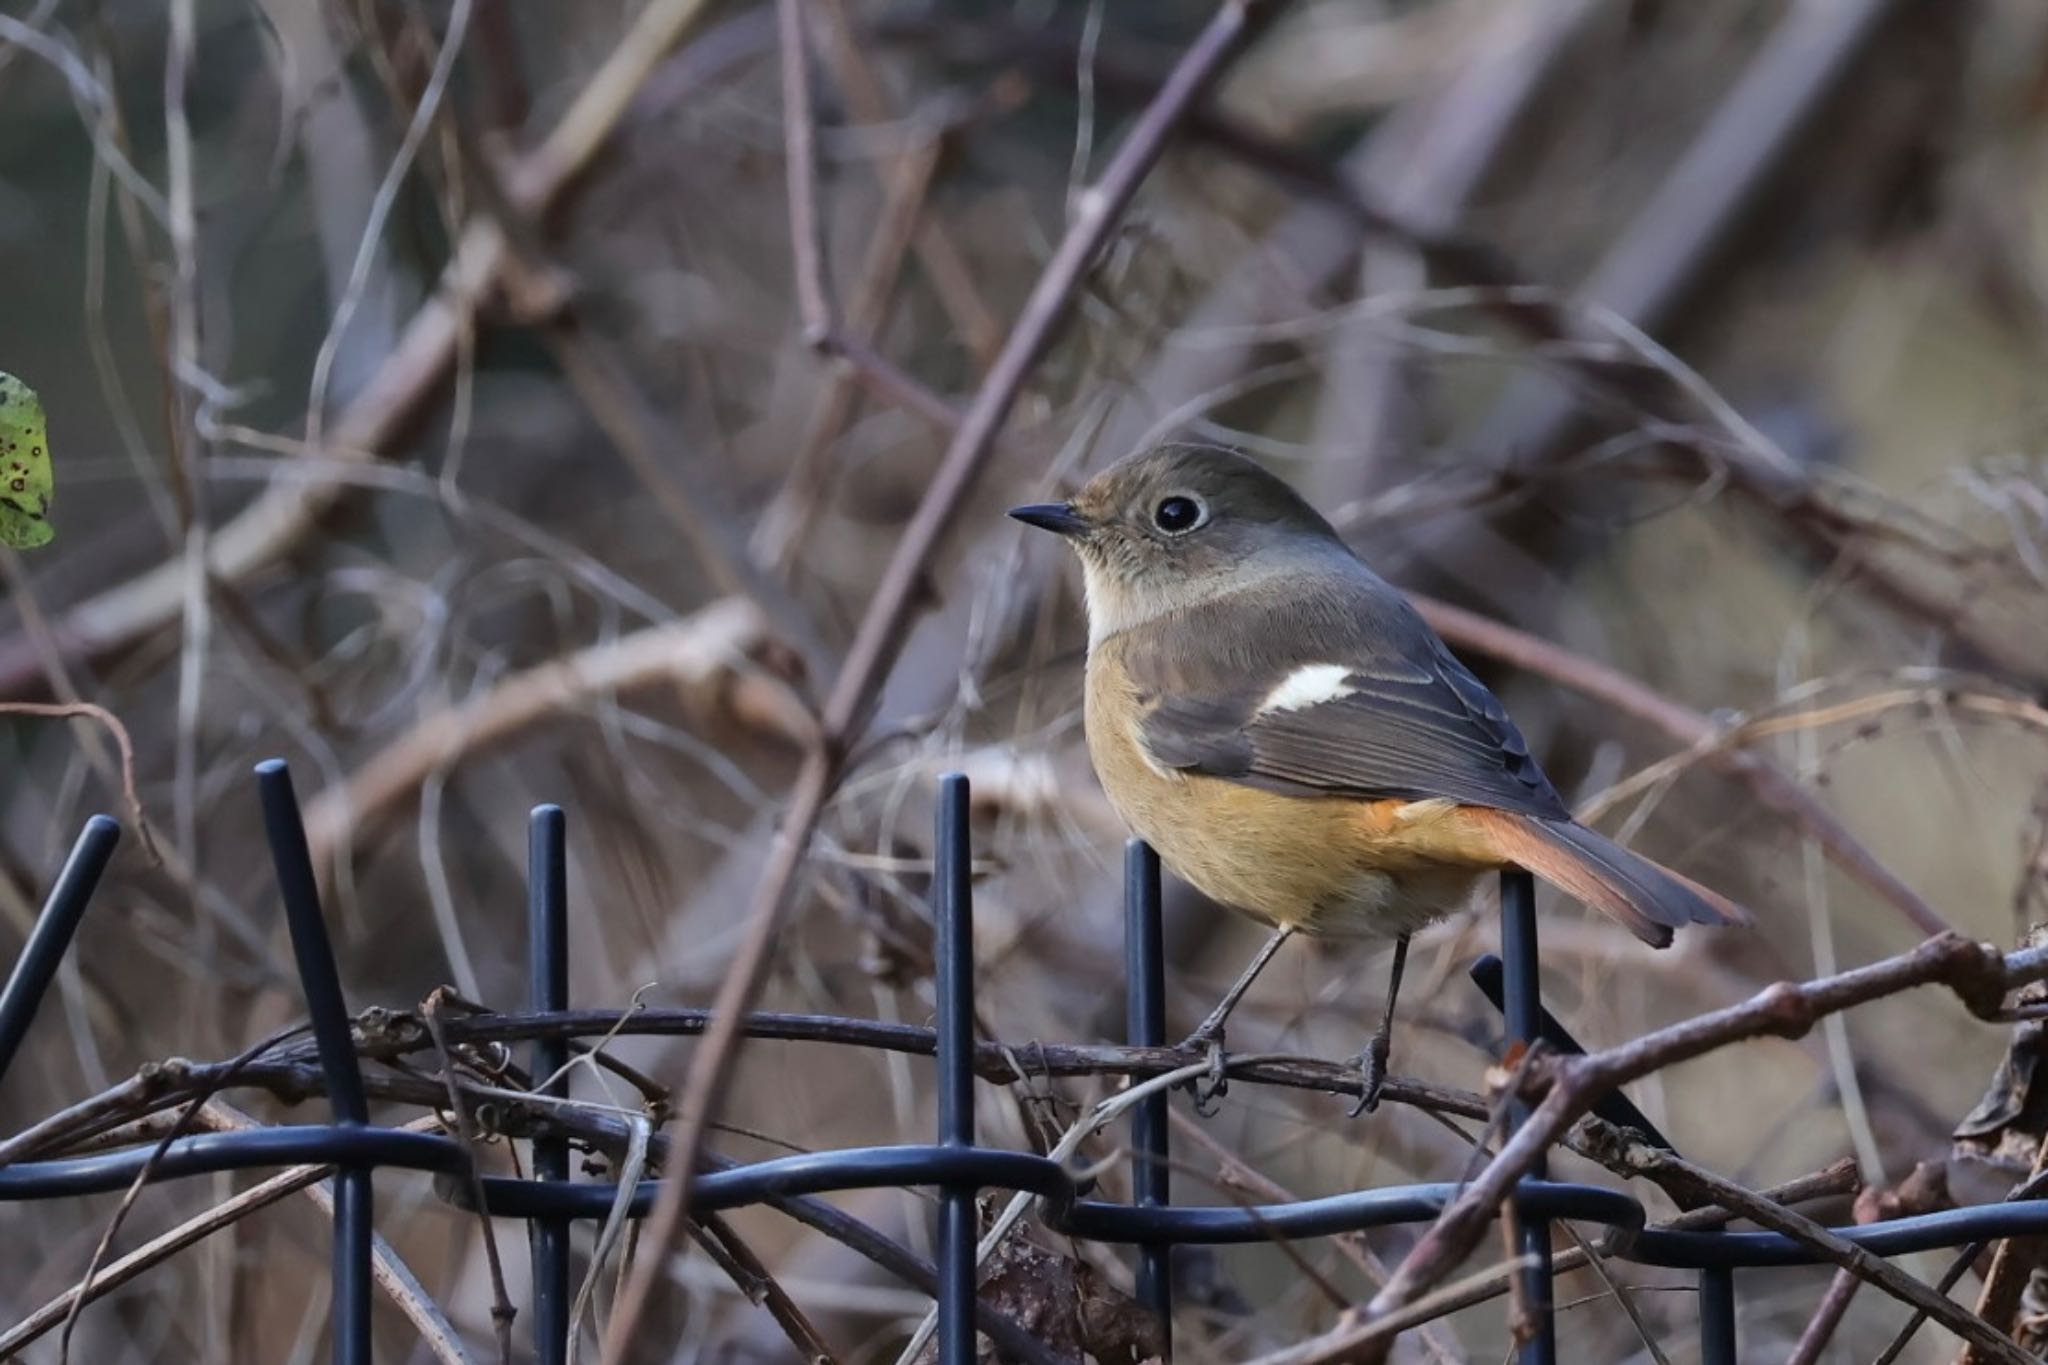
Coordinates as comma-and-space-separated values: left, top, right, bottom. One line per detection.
1125, 578, 1572, 822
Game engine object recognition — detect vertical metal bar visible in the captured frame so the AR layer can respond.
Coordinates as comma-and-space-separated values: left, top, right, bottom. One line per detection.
529, 805, 571, 1365
0, 815, 120, 1085
934, 774, 977, 1365
1124, 838, 1172, 1355
1500, 868, 1556, 1365
256, 759, 371, 1365
1698, 1267, 1736, 1365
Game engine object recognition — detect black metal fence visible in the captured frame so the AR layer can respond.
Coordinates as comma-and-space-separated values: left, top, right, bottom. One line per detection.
5, 762, 2048, 1362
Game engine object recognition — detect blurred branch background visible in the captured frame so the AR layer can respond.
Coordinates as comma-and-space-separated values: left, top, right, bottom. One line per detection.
4, 0, 2048, 1360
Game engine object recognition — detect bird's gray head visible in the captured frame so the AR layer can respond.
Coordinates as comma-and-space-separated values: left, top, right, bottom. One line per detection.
1008, 445, 1351, 643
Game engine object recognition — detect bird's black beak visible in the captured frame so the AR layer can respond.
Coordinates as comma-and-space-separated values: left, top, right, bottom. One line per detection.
1007, 502, 1090, 537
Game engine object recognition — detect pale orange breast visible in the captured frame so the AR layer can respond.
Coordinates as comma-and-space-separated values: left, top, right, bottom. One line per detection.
1084, 641, 1504, 938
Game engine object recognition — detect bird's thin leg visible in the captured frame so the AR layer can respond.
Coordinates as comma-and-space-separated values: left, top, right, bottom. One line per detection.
1181, 925, 1294, 1113
1183, 924, 1295, 1049
1348, 933, 1410, 1117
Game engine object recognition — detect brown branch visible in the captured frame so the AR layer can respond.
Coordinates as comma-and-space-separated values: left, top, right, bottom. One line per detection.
753, 92, 947, 570
1343, 1158, 1864, 1342
601, 4, 1293, 1358
696, 1211, 845, 1365
7, 1001, 1858, 1241
1874, 1176, 2047, 1365
815, 327, 975, 433
1339, 933, 2048, 1363
300, 599, 812, 891
814, 0, 1004, 369
777, 0, 832, 343
1409, 591, 1953, 938
1787, 1269, 1862, 1365
0, 701, 157, 861
1600, 1140, 2029, 1365
535, 313, 835, 680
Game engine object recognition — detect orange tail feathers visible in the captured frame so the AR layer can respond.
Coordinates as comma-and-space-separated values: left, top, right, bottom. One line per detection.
1463, 809, 1750, 949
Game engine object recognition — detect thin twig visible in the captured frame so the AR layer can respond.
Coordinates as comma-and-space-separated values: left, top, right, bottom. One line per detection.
1785, 1268, 1861, 1365
0, 701, 157, 860
1241, 1256, 1543, 1365
697, 1210, 844, 1365
753, 113, 946, 570
536, 315, 834, 679
1170, 1110, 1466, 1365
305, 0, 473, 451
424, 990, 516, 1364
777, 0, 832, 344
811, 0, 1004, 368
1558, 1220, 1671, 1365
56, 1028, 297, 1364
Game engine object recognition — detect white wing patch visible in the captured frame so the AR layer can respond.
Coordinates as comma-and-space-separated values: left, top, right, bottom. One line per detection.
1258, 663, 1356, 714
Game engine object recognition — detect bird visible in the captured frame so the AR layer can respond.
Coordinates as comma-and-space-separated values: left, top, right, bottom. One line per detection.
1009, 444, 1748, 1111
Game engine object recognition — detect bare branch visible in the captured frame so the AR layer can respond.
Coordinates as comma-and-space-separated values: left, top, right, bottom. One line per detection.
777, 0, 832, 344
300, 599, 812, 889
1342, 932, 2046, 1362
1597, 1136, 2027, 1365
0, 701, 156, 861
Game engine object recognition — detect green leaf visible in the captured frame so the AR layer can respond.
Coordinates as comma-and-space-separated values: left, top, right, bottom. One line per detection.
0, 371, 53, 549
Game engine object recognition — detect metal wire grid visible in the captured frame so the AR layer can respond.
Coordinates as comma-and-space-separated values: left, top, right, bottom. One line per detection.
3, 763, 2047, 1363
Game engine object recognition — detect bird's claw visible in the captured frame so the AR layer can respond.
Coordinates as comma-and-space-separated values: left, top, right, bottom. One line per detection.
1346, 1034, 1390, 1117
1179, 1027, 1230, 1115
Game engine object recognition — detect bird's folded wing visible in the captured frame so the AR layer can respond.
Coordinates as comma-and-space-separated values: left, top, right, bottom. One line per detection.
1127, 594, 1571, 821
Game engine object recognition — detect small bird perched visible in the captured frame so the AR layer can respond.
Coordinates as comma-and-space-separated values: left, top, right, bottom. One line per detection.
1011, 445, 1747, 1110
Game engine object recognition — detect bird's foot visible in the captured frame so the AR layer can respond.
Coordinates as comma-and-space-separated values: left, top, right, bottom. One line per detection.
1345, 1032, 1391, 1117
1178, 1025, 1230, 1115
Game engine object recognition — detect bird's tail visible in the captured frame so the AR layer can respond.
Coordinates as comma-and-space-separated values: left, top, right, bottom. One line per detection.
1463, 810, 1750, 949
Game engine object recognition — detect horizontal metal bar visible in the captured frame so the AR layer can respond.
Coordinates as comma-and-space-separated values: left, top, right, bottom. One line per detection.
9, 1121, 2048, 1272
0, 1126, 465, 1199
1060, 1180, 1644, 1245
1631, 1199, 2048, 1268
464, 1146, 1647, 1244
469, 1146, 1074, 1219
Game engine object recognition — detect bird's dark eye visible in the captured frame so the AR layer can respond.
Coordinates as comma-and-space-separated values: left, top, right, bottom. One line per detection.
1152, 495, 1205, 534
